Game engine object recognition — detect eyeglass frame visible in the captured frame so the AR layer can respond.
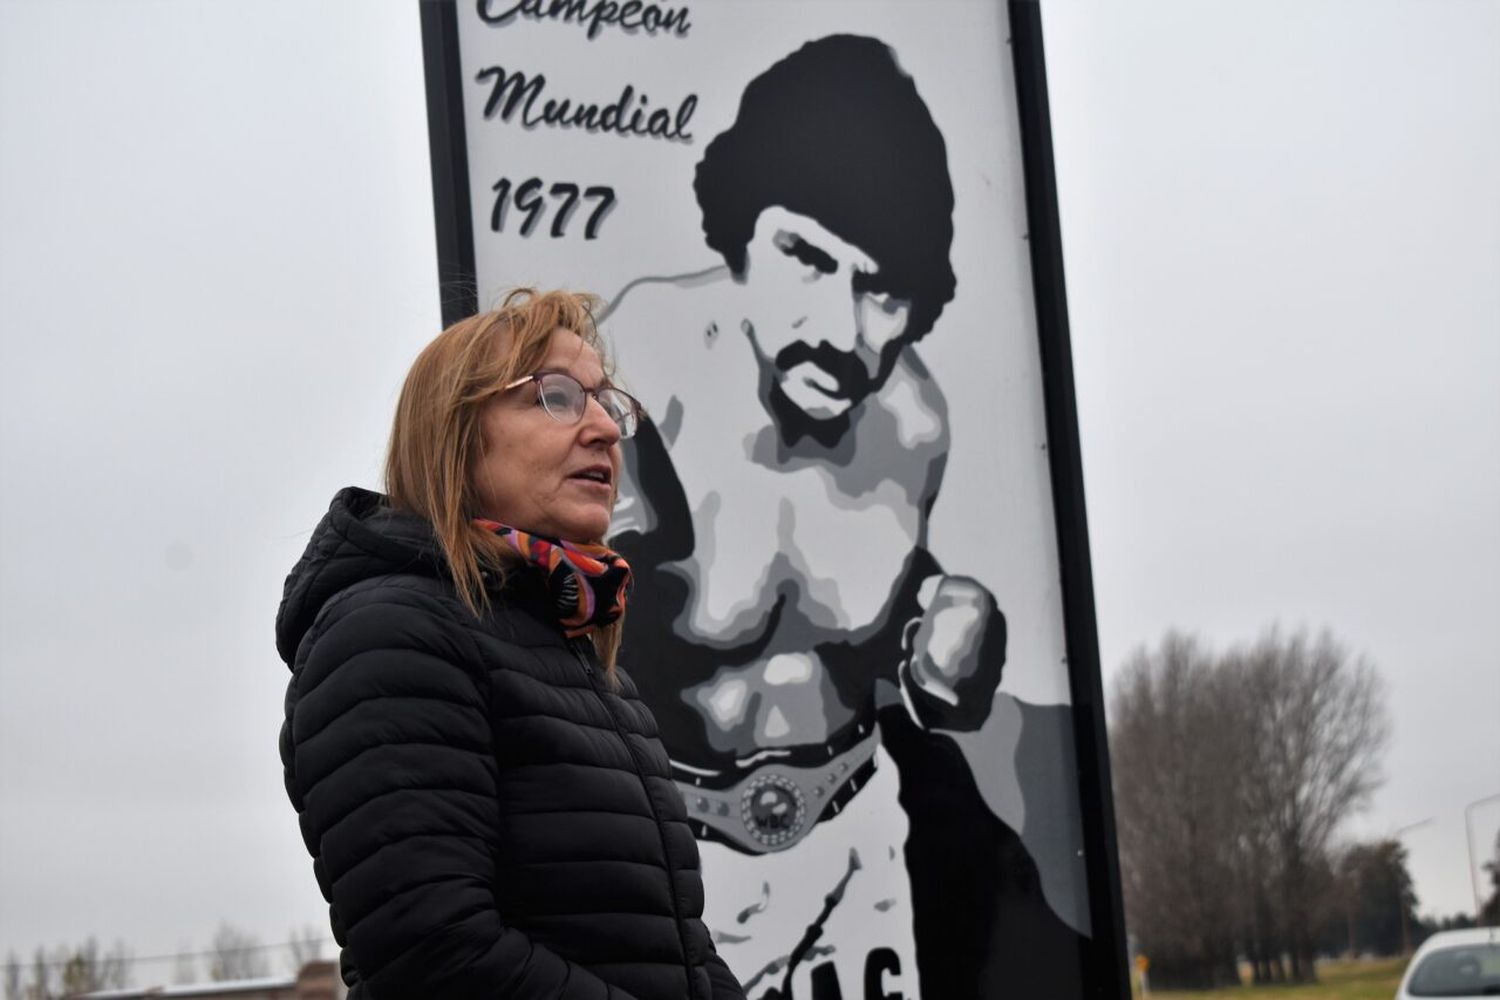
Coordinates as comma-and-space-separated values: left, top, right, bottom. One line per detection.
501, 370, 644, 439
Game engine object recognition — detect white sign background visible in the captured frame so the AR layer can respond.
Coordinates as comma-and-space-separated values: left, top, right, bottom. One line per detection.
456, 0, 1070, 708
446, 1, 1093, 993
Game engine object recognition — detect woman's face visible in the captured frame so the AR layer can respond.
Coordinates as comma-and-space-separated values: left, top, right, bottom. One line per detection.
472, 327, 623, 542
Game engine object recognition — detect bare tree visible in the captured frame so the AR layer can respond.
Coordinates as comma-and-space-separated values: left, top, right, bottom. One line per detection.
286, 926, 327, 974
172, 942, 198, 985
209, 924, 270, 982
58, 938, 129, 995
1109, 625, 1390, 988
7, 940, 131, 1000
1109, 632, 1242, 989
1227, 627, 1389, 982
1482, 831, 1500, 926
27, 947, 50, 1000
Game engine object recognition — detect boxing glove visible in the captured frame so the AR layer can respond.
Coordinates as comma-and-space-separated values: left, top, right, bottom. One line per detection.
898, 574, 1006, 732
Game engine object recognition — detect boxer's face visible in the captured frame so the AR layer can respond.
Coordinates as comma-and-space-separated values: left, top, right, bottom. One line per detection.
742, 207, 912, 423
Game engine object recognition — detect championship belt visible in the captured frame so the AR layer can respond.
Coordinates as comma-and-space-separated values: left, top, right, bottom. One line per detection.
675, 731, 881, 854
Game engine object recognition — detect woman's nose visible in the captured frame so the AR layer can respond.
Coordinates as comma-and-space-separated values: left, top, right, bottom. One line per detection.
579, 395, 622, 444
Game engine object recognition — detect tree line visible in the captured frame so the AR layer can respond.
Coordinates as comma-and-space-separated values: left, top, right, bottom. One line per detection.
2, 924, 327, 999
1109, 627, 1392, 989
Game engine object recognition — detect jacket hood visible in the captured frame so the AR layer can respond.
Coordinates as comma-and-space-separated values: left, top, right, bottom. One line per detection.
275, 487, 448, 666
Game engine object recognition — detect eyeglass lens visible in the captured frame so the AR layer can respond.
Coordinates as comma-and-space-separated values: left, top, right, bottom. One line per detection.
536, 373, 638, 438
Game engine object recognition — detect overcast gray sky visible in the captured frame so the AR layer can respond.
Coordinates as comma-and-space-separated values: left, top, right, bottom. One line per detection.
1, 0, 1496, 981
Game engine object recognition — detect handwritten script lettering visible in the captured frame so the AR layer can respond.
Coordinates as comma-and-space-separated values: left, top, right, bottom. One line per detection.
477, 0, 691, 41
491, 176, 616, 239
476, 65, 696, 142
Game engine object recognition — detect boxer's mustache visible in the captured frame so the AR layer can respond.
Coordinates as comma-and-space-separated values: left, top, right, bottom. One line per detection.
773, 342, 873, 400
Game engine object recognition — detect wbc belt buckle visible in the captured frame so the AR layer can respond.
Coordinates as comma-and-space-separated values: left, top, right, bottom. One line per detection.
675, 731, 880, 853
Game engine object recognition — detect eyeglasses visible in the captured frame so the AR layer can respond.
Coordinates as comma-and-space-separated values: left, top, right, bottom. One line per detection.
503, 370, 642, 439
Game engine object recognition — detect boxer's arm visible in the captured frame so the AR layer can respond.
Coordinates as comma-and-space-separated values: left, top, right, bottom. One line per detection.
609, 418, 694, 564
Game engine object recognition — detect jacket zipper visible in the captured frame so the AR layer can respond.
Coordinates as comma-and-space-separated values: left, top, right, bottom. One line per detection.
569, 640, 702, 999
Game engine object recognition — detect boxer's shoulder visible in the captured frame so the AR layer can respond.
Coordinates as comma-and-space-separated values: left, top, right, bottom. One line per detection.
602, 266, 749, 418
874, 347, 948, 451
822, 346, 948, 508
602, 266, 740, 338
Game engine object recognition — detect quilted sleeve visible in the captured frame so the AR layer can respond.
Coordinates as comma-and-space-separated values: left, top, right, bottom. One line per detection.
285, 589, 638, 1000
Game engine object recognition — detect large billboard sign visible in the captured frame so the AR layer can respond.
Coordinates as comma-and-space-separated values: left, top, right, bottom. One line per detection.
421, 2, 1127, 996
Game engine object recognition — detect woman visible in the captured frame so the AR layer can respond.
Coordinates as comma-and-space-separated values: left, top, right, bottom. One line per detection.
275, 289, 746, 1000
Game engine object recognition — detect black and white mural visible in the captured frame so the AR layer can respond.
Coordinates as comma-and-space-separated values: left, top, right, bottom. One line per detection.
425, 3, 1124, 997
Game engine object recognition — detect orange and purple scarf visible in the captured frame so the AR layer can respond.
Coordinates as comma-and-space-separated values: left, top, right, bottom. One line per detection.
474, 519, 631, 637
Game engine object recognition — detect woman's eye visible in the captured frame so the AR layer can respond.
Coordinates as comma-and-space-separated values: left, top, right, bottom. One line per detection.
541, 386, 576, 410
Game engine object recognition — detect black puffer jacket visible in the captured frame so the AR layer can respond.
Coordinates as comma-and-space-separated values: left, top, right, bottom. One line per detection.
275, 488, 745, 1000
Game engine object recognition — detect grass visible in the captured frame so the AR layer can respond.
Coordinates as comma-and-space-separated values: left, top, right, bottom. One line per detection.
1136, 957, 1410, 999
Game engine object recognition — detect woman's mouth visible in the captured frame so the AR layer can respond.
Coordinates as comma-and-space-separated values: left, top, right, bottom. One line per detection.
568, 466, 614, 494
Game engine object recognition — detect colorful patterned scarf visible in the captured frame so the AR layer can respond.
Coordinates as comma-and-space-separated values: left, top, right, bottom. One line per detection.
474, 519, 632, 637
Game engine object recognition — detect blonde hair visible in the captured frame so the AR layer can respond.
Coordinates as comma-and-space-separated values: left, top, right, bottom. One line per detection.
385, 287, 624, 670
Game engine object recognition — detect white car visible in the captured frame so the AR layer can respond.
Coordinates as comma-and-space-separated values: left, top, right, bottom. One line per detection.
1397, 927, 1500, 998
